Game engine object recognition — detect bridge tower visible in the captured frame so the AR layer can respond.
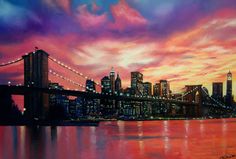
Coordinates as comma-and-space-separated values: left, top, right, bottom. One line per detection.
184, 85, 203, 117
22, 49, 49, 120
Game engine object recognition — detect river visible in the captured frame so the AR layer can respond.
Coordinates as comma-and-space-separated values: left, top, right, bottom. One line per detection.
0, 118, 236, 159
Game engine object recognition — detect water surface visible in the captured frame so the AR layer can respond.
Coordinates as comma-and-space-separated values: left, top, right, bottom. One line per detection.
0, 119, 236, 159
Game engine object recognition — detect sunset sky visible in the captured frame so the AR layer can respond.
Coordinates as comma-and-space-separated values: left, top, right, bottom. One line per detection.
0, 0, 236, 99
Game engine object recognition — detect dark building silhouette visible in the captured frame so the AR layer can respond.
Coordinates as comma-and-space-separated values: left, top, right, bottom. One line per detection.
123, 87, 135, 95
142, 82, 152, 117
212, 82, 223, 102
73, 97, 84, 118
225, 71, 233, 106
49, 83, 67, 106
143, 82, 152, 96
110, 67, 115, 94
122, 87, 135, 117
48, 83, 69, 119
101, 76, 111, 93
85, 80, 99, 116
153, 83, 160, 96
86, 79, 96, 92
115, 73, 122, 93
22, 49, 49, 120
160, 80, 169, 98
84, 98, 100, 117
131, 71, 143, 95
226, 71, 232, 96
100, 75, 114, 117
130, 72, 145, 118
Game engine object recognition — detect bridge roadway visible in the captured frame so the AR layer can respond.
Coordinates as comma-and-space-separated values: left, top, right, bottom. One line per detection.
0, 85, 197, 106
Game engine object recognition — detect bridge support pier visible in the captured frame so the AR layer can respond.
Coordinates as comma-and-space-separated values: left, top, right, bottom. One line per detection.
184, 85, 203, 117
22, 50, 49, 121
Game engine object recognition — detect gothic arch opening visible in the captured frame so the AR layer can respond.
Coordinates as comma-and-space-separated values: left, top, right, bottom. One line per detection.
195, 91, 200, 103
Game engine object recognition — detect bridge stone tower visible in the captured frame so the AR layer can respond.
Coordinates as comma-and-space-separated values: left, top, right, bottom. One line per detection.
184, 85, 203, 117
22, 49, 49, 120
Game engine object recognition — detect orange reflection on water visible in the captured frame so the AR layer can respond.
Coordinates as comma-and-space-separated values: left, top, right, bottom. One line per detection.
0, 118, 236, 159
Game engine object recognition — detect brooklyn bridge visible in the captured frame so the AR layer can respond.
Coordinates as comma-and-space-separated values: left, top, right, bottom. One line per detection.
0, 49, 233, 121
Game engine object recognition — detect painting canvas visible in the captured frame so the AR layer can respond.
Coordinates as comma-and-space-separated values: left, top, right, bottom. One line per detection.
0, 0, 236, 158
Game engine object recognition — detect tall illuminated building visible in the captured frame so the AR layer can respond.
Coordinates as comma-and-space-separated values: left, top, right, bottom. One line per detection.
85, 79, 99, 116
110, 67, 115, 94
143, 82, 152, 96
153, 83, 160, 96
131, 71, 143, 95
101, 76, 111, 93
160, 80, 169, 98
226, 71, 232, 96
225, 71, 233, 106
115, 73, 122, 93
212, 82, 223, 102
101, 75, 114, 117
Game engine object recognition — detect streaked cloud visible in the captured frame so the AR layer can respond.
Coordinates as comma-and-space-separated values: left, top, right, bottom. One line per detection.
0, 0, 236, 99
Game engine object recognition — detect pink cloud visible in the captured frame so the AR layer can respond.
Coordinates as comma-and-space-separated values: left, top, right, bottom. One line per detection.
110, 0, 148, 31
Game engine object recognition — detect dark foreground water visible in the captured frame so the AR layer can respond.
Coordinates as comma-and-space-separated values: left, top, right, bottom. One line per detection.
0, 119, 236, 159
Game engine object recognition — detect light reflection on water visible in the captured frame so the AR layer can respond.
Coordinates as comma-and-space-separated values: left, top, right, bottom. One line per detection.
0, 118, 236, 159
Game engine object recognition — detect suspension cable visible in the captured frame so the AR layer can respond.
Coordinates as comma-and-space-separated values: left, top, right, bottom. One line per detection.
175, 87, 198, 100
201, 87, 227, 108
49, 69, 98, 93
0, 57, 23, 67
48, 56, 101, 87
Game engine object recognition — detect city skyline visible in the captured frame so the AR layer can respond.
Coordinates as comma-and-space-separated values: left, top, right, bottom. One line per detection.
0, 49, 233, 122
9, 62, 235, 110
0, 0, 236, 100
100, 67, 235, 97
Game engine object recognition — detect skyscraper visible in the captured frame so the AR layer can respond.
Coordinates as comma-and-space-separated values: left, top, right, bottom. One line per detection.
225, 71, 233, 106
143, 82, 152, 96
85, 79, 99, 116
212, 82, 223, 102
110, 67, 115, 94
160, 80, 169, 98
226, 71, 232, 96
115, 73, 122, 93
131, 71, 143, 95
101, 76, 111, 93
22, 49, 49, 120
101, 75, 114, 117
153, 83, 160, 96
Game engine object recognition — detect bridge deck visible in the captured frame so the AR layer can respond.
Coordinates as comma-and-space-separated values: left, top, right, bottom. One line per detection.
0, 85, 197, 106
